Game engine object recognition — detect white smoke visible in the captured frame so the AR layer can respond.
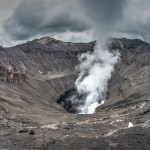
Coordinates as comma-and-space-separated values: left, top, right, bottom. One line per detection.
76, 43, 120, 114
71, 0, 124, 114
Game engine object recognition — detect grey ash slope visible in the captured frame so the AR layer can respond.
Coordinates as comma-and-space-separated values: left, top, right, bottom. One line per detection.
101, 38, 150, 109
0, 37, 149, 150
0, 37, 94, 124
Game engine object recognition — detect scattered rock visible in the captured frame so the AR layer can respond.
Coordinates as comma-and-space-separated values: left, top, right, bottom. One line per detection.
29, 130, 35, 135
109, 142, 118, 147
18, 129, 28, 134
128, 122, 134, 128
140, 107, 150, 115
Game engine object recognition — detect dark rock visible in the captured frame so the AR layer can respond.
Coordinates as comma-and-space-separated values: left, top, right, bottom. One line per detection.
29, 130, 35, 135
18, 129, 28, 134
0, 45, 4, 50
139, 107, 150, 115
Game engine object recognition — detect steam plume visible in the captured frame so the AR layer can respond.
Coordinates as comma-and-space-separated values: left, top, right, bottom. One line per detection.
76, 43, 120, 114
74, 0, 124, 114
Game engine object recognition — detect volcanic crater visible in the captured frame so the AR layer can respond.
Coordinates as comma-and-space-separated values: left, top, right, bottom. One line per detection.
0, 37, 149, 150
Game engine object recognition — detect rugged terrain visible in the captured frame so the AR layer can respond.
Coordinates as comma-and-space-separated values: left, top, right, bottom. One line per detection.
0, 37, 149, 150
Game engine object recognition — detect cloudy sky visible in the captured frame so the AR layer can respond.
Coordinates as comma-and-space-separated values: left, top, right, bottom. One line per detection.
0, 0, 150, 47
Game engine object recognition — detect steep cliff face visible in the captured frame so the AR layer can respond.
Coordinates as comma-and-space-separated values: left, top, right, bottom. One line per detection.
100, 38, 150, 108
0, 37, 149, 150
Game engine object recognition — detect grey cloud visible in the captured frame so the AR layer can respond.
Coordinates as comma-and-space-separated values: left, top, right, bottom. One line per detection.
4, 0, 90, 40
117, 0, 150, 42
79, 0, 124, 24
0, 0, 19, 24
78, 0, 150, 42
3, 0, 150, 42
78, 0, 125, 40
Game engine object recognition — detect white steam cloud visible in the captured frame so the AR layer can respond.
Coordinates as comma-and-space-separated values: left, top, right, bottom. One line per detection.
76, 43, 120, 114
72, 0, 124, 114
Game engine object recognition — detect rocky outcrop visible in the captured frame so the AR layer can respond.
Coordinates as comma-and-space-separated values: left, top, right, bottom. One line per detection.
0, 45, 4, 50
0, 37, 149, 150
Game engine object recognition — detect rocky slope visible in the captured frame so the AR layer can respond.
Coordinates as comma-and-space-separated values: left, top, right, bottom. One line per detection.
0, 37, 149, 150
